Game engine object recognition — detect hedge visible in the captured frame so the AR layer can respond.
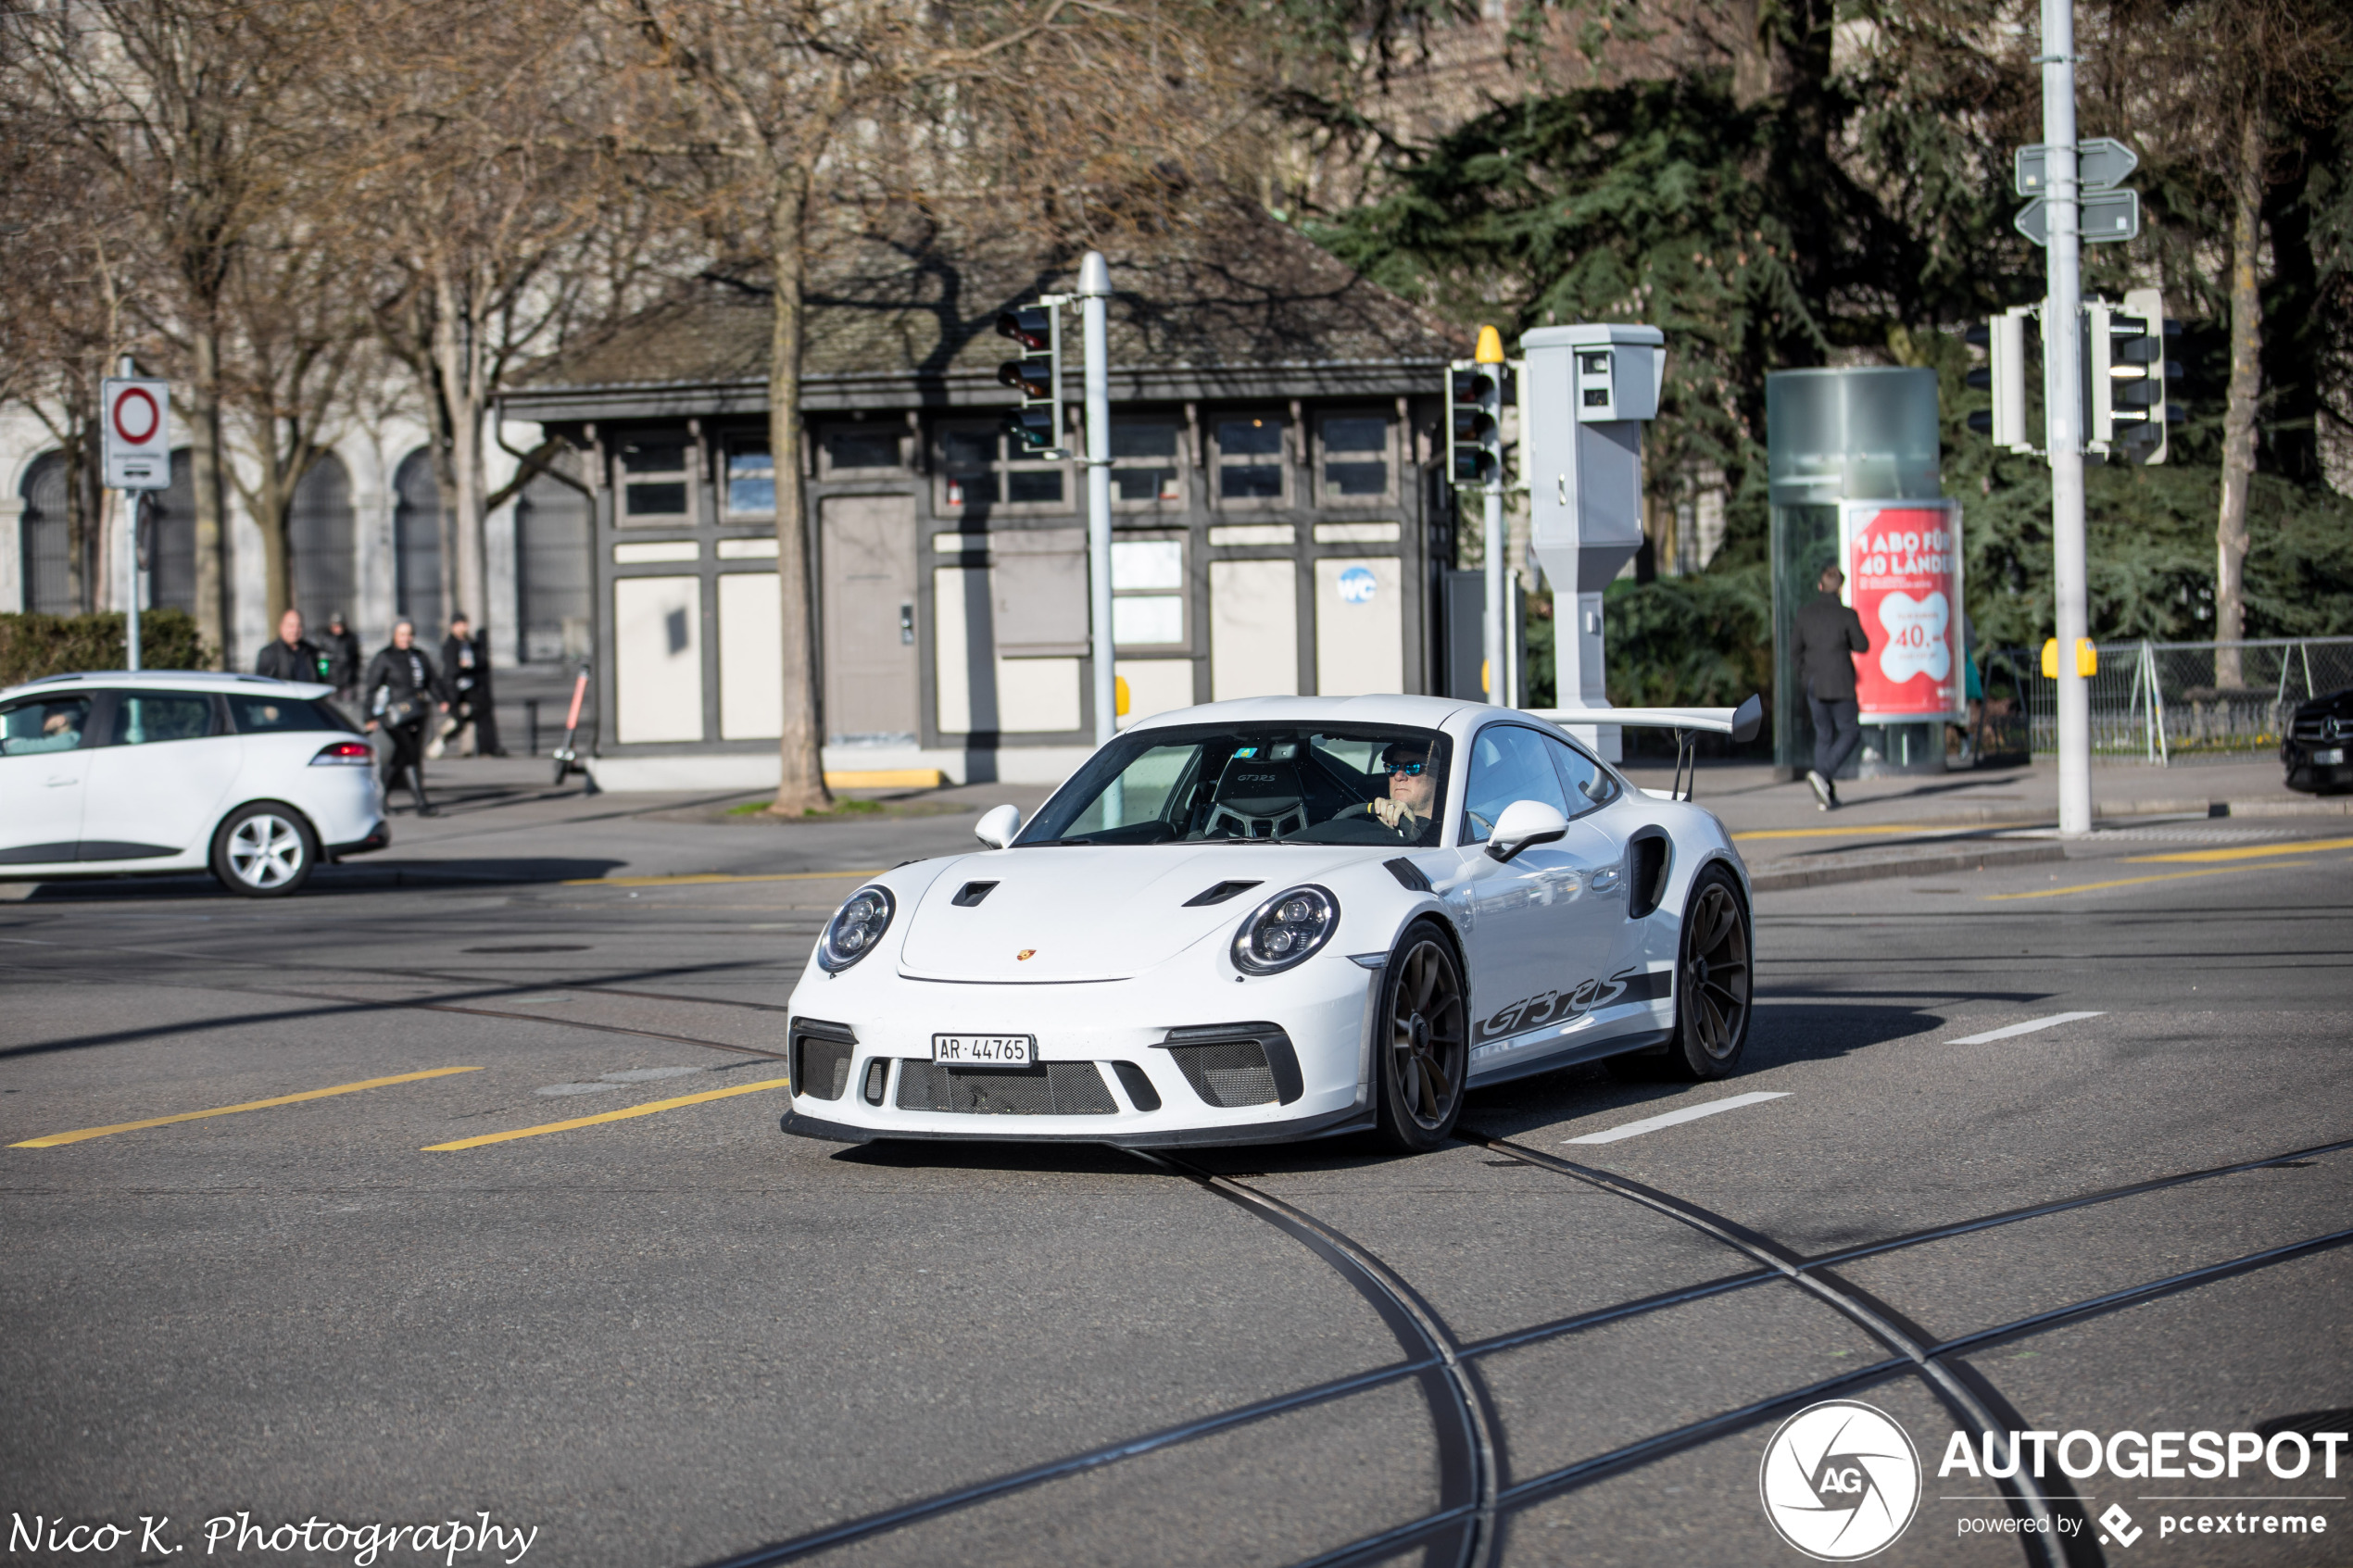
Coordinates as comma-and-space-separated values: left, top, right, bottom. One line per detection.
0, 611, 210, 688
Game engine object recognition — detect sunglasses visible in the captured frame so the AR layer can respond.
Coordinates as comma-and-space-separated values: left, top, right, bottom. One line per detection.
1382, 760, 1428, 776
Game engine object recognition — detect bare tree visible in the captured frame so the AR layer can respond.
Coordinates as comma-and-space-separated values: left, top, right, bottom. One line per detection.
6, 0, 321, 665
336, 0, 627, 646
606, 0, 1236, 814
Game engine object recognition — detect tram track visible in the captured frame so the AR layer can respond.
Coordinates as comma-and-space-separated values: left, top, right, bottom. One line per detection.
698, 1129, 2352, 1568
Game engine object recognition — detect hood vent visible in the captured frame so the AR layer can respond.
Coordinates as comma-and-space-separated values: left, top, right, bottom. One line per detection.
950, 881, 999, 907
1182, 880, 1262, 908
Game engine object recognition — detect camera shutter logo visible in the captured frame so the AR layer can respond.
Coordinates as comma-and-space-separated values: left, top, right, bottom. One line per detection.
1758, 1399, 1921, 1560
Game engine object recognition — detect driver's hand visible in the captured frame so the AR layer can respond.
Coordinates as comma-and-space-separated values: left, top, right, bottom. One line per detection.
1371, 797, 1414, 829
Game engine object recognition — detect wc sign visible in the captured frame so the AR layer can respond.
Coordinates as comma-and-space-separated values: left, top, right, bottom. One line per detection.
101, 377, 172, 490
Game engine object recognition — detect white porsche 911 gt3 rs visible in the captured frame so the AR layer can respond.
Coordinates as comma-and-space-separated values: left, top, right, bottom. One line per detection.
781, 693, 1761, 1154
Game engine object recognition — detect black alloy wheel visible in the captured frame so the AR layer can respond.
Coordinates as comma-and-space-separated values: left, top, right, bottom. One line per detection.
1668, 866, 1752, 1078
1375, 922, 1469, 1152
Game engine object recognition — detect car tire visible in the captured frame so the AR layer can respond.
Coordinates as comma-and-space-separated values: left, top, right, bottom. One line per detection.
209, 803, 319, 897
1665, 864, 1752, 1079
1372, 920, 1469, 1153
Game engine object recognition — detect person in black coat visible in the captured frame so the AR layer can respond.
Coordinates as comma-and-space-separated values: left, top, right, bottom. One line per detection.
319, 610, 363, 704
362, 620, 448, 816
434, 614, 502, 758
254, 608, 327, 684
1791, 564, 1871, 810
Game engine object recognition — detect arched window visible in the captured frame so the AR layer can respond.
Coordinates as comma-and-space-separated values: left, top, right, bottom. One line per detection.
289, 452, 356, 629
19, 452, 77, 613
392, 448, 444, 641
147, 451, 197, 614
514, 460, 592, 663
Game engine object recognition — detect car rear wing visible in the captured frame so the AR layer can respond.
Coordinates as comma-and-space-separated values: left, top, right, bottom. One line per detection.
1526, 694, 1762, 800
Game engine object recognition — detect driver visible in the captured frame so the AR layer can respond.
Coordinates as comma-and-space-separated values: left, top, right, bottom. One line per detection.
1363, 739, 1437, 834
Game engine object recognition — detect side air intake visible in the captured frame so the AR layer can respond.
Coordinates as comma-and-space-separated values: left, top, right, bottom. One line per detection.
1159, 1022, 1304, 1107
790, 1018, 858, 1101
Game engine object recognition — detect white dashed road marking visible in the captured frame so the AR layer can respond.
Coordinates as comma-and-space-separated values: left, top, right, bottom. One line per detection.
1949, 1011, 2105, 1045
1565, 1090, 1790, 1145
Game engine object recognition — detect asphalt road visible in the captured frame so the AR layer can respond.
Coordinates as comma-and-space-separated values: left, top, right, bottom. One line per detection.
3, 790, 2348, 1568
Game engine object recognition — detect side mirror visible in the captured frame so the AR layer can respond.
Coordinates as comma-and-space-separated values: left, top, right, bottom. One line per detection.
1485, 798, 1569, 863
1730, 693, 1763, 745
975, 803, 1023, 849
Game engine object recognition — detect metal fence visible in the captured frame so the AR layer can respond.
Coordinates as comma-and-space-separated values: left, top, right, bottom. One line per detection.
1986, 637, 2353, 763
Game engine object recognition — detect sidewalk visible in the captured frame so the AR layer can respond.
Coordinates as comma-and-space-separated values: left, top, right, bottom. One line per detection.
1617, 753, 2347, 891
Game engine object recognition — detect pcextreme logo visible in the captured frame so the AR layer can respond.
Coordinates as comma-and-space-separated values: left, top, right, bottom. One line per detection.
1759, 1400, 1923, 1561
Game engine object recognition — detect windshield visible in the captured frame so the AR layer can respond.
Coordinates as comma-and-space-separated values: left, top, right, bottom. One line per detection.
1016, 722, 1453, 848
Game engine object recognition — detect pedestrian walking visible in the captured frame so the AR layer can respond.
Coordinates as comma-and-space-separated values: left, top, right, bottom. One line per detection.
254, 608, 327, 684
362, 619, 447, 817
1792, 563, 1870, 809
432, 614, 502, 758
319, 610, 363, 707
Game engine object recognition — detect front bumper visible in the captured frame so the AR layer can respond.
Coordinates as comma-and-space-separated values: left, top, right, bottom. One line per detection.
779, 950, 1383, 1147
783, 1101, 1377, 1148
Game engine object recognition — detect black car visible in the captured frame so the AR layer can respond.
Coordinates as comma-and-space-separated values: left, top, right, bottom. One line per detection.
2282, 685, 2353, 794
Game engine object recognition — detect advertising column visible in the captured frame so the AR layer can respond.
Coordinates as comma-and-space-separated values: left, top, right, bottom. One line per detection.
1842, 501, 1964, 765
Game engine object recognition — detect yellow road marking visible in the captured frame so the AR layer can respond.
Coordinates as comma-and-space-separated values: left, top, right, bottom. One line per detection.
562, 869, 884, 887
1732, 822, 2036, 841
11, 1067, 484, 1148
1982, 864, 2285, 901
422, 1076, 794, 1150
2124, 835, 2353, 864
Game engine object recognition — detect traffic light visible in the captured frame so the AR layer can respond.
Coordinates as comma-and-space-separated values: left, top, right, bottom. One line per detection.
1965, 306, 2033, 453
2095, 286, 2182, 466
995, 304, 1063, 456
1447, 324, 1510, 490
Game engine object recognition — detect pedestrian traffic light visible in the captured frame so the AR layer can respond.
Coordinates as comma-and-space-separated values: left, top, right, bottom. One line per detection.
1965, 306, 2033, 453
996, 304, 1063, 456
1447, 325, 1509, 491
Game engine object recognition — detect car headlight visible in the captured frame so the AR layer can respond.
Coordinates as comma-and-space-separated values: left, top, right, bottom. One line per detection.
1232, 884, 1338, 975
818, 885, 896, 972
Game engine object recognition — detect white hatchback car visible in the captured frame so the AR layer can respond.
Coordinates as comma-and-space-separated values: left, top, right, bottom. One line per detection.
0, 671, 388, 897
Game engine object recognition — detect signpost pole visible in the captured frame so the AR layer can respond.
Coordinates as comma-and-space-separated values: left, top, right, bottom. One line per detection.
2043, 0, 2093, 835
1078, 253, 1114, 748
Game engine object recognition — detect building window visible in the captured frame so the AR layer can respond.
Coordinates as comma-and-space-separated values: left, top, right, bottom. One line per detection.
618, 433, 691, 523
1319, 413, 1392, 502
937, 425, 1066, 512
823, 426, 903, 477
1110, 537, 1186, 648
1214, 414, 1286, 504
1111, 420, 1183, 506
724, 437, 774, 516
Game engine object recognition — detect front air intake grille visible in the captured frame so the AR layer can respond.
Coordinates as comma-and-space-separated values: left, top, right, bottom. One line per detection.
896, 1060, 1117, 1115
1161, 1023, 1304, 1107
1168, 1041, 1279, 1107
791, 1019, 858, 1101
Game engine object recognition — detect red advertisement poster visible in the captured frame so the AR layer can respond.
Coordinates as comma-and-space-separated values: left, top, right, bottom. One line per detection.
1842, 502, 1964, 722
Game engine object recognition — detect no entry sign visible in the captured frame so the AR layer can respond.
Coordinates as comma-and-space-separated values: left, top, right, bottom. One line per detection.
1841, 500, 1966, 723
101, 377, 172, 490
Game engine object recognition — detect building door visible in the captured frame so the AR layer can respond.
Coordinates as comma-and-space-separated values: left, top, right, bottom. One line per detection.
819, 494, 918, 745
515, 466, 592, 663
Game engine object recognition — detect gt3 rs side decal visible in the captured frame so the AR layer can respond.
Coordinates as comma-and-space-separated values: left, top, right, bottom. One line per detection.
1466, 966, 1674, 1072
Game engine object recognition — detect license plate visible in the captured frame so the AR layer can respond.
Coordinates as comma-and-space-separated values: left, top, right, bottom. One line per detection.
2315, 747, 2346, 765
931, 1033, 1035, 1065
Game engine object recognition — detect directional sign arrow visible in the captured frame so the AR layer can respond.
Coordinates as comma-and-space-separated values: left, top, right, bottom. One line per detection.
2013, 188, 2140, 247
2014, 137, 2141, 197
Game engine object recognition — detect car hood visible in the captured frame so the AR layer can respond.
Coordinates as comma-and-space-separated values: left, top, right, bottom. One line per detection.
897, 844, 1365, 983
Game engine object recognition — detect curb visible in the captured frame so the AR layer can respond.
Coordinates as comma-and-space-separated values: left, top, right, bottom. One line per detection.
1748, 840, 2067, 894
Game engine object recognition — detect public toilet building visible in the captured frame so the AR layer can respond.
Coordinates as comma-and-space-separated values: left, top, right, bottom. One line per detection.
500, 205, 1468, 789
